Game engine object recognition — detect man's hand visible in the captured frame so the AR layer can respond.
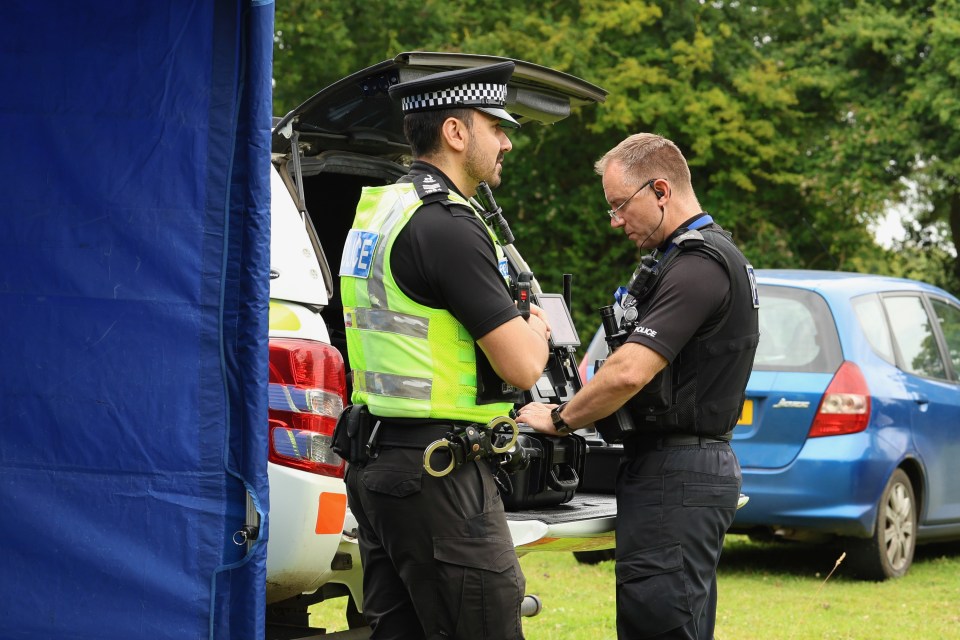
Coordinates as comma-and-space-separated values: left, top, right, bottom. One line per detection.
520, 302, 551, 343
516, 401, 560, 435
527, 303, 551, 334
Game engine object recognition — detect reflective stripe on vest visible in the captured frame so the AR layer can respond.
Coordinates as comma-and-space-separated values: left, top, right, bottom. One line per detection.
345, 307, 429, 340
352, 370, 432, 400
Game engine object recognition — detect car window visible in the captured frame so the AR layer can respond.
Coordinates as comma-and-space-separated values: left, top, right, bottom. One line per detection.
882, 294, 947, 380
852, 293, 896, 365
929, 297, 960, 377
753, 285, 842, 373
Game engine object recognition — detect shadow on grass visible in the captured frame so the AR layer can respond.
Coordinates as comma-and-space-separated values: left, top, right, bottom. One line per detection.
720, 536, 960, 579
719, 536, 842, 577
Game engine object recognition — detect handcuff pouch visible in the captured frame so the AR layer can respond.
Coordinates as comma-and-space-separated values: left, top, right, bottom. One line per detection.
331, 404, 373, 465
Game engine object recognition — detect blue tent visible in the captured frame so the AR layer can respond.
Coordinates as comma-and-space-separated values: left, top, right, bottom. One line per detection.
0, 2, 273, 638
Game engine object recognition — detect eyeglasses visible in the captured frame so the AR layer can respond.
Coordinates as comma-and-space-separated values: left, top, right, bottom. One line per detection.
607, 179, 656, 221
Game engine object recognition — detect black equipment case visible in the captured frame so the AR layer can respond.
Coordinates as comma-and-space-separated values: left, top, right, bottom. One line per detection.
501, 429, 586, 510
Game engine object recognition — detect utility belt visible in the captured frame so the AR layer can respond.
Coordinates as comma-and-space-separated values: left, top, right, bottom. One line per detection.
331, 405, 518, 477
375, 423, 460, 448
622, 432, 731, 457
332, 405, 585, 508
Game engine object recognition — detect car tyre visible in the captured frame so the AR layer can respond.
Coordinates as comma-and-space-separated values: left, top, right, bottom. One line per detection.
846, 468, 916, 581
573, 549, 616, 565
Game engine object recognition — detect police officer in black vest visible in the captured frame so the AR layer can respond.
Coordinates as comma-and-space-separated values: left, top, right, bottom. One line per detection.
519, 133, 759, 640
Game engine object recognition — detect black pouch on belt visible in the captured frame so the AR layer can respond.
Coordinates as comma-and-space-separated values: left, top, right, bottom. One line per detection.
332, 404, 372, 464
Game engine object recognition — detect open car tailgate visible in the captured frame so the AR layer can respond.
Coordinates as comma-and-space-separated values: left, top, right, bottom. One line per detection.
507, 493, 616, 553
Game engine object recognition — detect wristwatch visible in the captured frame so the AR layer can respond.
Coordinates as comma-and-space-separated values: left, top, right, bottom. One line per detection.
551, 402, 575, 436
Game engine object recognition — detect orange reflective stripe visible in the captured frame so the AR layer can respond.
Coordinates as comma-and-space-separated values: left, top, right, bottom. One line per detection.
315, 492, 347, 535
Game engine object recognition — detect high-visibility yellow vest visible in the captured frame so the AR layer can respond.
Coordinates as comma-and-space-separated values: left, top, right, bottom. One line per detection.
339, 178, 514, 421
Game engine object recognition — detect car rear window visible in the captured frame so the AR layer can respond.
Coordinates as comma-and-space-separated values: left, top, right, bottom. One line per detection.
753, 285, 842, 373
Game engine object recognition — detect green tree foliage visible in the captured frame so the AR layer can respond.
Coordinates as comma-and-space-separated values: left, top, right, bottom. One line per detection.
273, 0, 960, 330
777, 0, 960, 288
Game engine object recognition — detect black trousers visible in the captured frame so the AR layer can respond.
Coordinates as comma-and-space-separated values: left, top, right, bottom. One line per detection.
345, 445, 525, 640
615, 440, 741, 640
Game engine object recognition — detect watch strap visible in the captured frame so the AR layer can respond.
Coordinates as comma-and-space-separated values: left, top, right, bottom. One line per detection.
552, 402, 575, 435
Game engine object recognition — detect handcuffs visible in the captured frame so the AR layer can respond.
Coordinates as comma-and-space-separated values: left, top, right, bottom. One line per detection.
422, 416, 520, 478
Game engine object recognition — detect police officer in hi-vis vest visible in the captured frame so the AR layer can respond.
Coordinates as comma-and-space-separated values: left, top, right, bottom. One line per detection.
518, 133, 760, 640
337, 62, 551, 639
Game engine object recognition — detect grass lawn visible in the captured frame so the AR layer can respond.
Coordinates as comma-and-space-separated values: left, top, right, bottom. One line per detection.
310, 536, 960, 639
519, 536, 960, 639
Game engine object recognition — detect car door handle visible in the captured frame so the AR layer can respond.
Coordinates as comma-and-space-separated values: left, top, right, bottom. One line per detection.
913, 393, 929, 406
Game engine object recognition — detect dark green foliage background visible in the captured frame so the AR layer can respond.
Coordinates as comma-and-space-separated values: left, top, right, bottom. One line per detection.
273, 0, 960, 331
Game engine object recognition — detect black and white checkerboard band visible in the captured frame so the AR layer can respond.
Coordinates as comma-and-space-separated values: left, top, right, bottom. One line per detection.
401, 83, 508, 112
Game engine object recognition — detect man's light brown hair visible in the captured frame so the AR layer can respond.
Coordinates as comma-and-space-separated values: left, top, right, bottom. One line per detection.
595, 133, 693, 197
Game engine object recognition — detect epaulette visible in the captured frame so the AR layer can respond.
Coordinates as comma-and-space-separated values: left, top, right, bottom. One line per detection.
672, 228, 706, 251
412, 174, 450, 204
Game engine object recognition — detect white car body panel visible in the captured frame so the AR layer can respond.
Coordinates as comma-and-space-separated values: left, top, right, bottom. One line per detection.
269, 167, 328, 307
268, 298, 331, 343
266, 462, 347, 603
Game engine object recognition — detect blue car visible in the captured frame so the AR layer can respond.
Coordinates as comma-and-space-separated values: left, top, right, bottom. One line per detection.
579, 269, 960, 579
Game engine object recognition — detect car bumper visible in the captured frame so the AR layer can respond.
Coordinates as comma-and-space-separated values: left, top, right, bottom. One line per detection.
265, 462, 348, 603
732, 431, 900, 538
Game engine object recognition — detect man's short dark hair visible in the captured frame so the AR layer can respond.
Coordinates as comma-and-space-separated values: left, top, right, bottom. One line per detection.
402, 108, 475, 157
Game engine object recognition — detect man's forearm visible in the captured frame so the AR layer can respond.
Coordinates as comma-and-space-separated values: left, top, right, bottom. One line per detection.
564, 342, 668, 428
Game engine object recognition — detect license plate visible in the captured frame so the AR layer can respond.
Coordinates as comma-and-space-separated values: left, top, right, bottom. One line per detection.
737, 400, 753, 426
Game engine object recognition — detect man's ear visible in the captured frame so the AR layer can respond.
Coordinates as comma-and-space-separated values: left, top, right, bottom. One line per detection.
440, 115, 469, 153
652, 178, 668, 200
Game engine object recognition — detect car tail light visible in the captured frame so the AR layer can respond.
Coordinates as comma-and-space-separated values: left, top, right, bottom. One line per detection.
808, 361, 871, 438
268, 338, 347, 478
577, 358, 590, 384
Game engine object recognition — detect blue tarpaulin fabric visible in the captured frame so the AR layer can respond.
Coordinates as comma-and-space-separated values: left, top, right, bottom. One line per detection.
0, 2, 273, 638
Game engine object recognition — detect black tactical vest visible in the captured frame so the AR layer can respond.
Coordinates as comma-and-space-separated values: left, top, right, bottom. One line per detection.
627, 225, 760, 436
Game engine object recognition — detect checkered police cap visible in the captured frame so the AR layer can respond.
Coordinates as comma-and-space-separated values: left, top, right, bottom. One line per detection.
400, 83, 508, 113
389, 61, 520, 128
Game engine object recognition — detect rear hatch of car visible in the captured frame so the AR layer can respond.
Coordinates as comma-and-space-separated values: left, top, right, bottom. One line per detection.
272, 51, 608, 160
733, 282, 844, 468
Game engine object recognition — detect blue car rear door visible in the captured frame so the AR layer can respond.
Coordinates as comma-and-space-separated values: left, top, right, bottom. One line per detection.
882, 293, 960, 524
